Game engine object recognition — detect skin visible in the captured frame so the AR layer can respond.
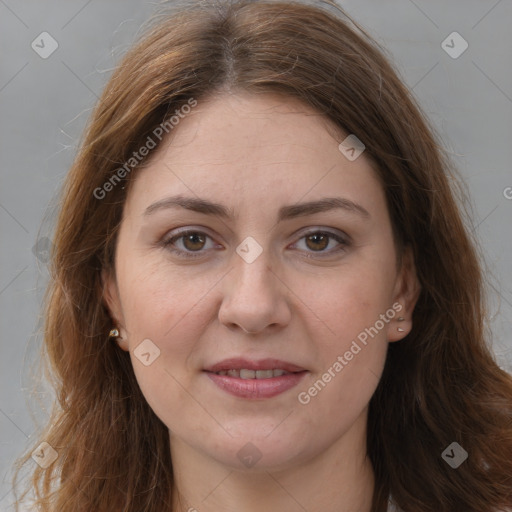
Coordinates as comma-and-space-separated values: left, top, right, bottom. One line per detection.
103, 91, 420, 512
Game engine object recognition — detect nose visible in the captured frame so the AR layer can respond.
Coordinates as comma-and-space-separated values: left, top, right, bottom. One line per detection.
218, 247, 291, 335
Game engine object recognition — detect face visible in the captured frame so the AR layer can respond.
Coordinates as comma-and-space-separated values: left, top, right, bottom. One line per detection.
103, 91, 419, 472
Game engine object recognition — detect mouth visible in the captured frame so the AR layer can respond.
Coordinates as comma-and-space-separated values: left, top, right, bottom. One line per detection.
210, 368, 295, 379
203, 358, 308, 399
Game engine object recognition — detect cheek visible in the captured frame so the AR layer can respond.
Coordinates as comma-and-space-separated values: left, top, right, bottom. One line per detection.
116, 263, 214, 411
305, 258, 396, 339
118, 256, 215, 345
295, 325, 388, 444
296, 259, 395, 408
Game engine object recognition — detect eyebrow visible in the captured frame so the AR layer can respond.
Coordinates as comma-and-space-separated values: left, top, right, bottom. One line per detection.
144, 194, 370, 221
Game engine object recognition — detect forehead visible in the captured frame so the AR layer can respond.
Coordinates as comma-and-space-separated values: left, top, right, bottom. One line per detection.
124, 92, 384, 217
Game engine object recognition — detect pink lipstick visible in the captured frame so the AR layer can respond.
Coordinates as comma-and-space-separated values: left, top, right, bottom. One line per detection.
204, 358, 308, 399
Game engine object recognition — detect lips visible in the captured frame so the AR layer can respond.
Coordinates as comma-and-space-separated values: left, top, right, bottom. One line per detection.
214, 368, 290, 379
203, 358, 308, 399
204, 358, 307, 374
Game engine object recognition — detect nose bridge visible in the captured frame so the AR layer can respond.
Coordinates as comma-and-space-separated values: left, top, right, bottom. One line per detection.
232, 238, 275, 297
218, 236, 289, 333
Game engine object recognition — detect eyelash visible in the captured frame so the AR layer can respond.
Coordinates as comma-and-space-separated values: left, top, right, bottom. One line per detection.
160, 228, 350, 260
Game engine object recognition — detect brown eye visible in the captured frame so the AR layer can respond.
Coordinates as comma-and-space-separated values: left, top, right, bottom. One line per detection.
305, 233, 330, 251
182, 232, 206, 251
162, 230, 216, 259
162, 228, 348, 260
294, 230, 349, 258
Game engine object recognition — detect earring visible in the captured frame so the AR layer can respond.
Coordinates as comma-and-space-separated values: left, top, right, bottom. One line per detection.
109, 328, 120, 338
397, 317, 405, 332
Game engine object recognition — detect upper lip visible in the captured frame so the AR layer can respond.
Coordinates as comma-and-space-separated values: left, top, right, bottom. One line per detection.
204, 358, 307, 373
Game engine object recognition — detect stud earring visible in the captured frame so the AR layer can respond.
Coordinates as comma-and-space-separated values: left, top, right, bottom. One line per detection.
397, 317, 405, 332
109, 328, 120, 338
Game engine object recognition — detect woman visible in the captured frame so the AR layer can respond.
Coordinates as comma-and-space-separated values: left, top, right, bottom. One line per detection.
13, 0, 512, 511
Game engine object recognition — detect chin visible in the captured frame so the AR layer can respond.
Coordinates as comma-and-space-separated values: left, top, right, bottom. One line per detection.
205, 424, 314, 471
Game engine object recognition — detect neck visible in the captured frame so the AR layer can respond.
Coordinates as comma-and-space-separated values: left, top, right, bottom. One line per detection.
169, 411, 375, 512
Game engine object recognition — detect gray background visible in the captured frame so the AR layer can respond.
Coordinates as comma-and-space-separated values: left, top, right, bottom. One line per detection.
1, 0, 511, 509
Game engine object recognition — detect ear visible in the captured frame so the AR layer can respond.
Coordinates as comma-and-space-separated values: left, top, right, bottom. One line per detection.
387, 246, 421, 342
101, 267, 129, 351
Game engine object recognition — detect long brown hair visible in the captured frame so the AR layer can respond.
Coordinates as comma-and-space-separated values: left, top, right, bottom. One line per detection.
13, 1, 512, 510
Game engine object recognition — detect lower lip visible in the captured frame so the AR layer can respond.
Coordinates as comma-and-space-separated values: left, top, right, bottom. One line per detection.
204, 371, 308, 399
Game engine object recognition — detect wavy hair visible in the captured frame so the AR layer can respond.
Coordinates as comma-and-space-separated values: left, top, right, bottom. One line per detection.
13, 1, 512, 510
